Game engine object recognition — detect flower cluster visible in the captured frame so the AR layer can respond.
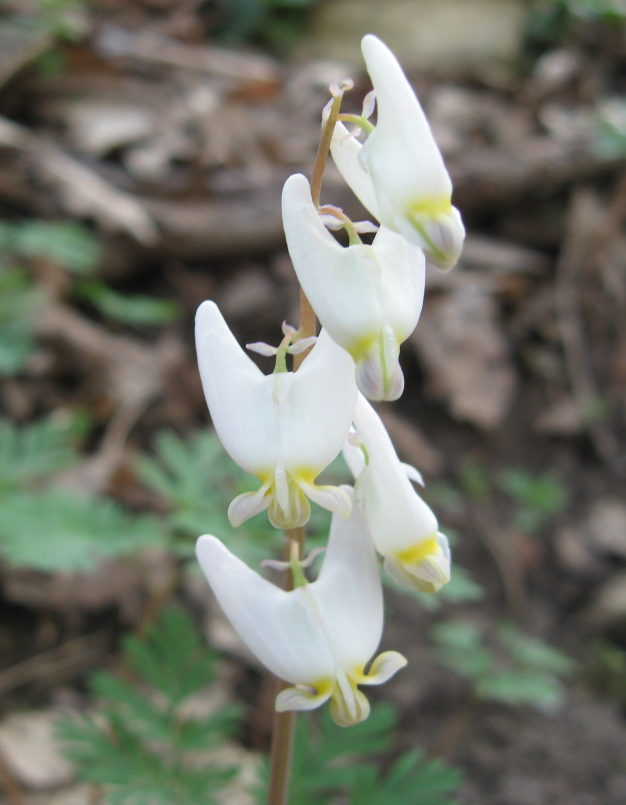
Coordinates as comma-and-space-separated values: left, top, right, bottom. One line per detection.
195, 35, 464, 727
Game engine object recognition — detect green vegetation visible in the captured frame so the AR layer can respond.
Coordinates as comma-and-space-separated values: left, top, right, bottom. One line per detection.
433, 620, 575, 712
58, 609, 242, 805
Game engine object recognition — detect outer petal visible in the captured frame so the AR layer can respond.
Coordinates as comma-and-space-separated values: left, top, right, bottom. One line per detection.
342, 436, 366, 480
196, 535, 335, 686
282, 174, 384, 355
280, 328, 358, 475
361, 34, 450, 207
195, 301, 279, 476
352, 394, 439, 555
311, 487, 383, 674
360, 35, 464, 270
328, 121, 381, 220
372, 225, 426, 340
360, 651, 408, 685
228, 481, 271, 527
276, 683, 333, 712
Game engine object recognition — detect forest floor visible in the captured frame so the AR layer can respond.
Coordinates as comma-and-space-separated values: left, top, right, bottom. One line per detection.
1, 2, 626, 804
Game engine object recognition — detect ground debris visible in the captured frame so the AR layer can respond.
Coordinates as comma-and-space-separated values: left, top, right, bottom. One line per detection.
411, 281, 516, 430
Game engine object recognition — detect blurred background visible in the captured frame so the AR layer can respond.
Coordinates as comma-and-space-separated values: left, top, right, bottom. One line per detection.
1, 1, 626, 803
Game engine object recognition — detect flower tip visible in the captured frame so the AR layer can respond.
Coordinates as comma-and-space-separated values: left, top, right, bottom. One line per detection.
384, 533, 451, 593
356, 354, 404, 402
282, 172, 311, 204
195, 298, 220, 328
361, 33, 387, 59
410, 205, 465, 272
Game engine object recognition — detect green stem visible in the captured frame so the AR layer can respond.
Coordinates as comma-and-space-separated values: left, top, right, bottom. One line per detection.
318, 204, 363, 246
337, 112, 375, 135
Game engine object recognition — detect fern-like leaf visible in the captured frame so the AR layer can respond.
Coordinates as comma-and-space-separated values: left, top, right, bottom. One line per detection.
0, 488, 166, 571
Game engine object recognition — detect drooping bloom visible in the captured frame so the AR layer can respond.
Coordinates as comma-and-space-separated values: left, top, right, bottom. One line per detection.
282, 174, 425, 402
330, 34, 465, 271
344, 393, 451, 592
196, 488, 407, 726
195, 301, 358, 529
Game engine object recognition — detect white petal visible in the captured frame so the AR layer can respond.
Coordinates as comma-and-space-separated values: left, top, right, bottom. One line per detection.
342, 438, 366, 480
228, 482, 271, 527
372, 225, 426, 340
196, 535, 335, 685
246, 341, 278, 357
354, 326, 404, 402
282, 175, 384, 354
330, 674, 371, 727
392, 202, 465, 272
329, 122, 381, 220
287, 336, 317, 354
401, 462, 424, 486
361, 650, 408, 685
383, 531, 451, 593
361, 34, 451, 206
311, 488, 383, 674
267, 471, 311, 530
276, 684, 333, 712
195, 301, 279, 476
299, 481, 352, 519
353, 394, 439, 554
280, 328, 358, 476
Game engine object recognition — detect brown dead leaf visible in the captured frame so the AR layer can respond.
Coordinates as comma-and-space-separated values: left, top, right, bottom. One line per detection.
376, 407, 443, 475
410, 283, 516, 430
0, 710, 74, 789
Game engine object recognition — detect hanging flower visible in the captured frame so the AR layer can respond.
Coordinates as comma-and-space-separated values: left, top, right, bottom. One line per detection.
196, 488, 407, 726
282, 174, 425, 402
195, 301, 358, 529
329, 34, 465, 271
344, 394, 451, 592
283, 174, 425, 400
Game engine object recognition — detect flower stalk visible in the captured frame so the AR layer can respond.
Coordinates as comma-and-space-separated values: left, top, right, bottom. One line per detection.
267, 525, 305, 805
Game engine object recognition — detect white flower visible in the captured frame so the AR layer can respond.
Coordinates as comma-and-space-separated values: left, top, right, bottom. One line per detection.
330, 34, 465, 271
343, 394, 451, 592
195, 300, 358, 529
282, 174, 425, 402
196, 488, 407, 726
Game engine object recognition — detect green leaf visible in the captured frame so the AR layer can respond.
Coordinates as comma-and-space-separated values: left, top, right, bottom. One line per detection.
136, 429, 284, 566
58, 608, 239, 805
77, 279, 179, 326
256, 703, 399, 804
0, 220, 101, 274
123, 609, 220, 707
498, 623, 575, 676
90, 672, 173, 741
0, 266, 42, 375
476, 670, 565, 712
0, 416, 79, 495
0, 488, 166, 571
499, 469, 568, 533
432, 621, 495, 680
350, 749, 462, 805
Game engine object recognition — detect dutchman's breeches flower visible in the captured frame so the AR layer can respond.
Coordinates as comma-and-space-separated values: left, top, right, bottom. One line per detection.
195, 301, 358, 530
329, 34, 465, 271
344, 394, 451, 593
196, 488, 407, 727
282, 173, 425, 402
